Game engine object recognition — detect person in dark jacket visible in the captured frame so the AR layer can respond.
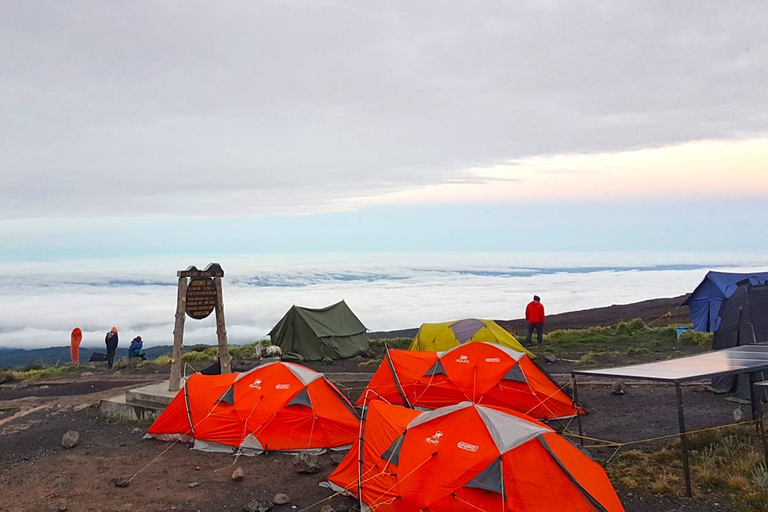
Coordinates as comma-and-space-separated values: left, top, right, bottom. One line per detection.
524, 296, 545, 347
105, 327, 119, 368
128, 336, 146, 360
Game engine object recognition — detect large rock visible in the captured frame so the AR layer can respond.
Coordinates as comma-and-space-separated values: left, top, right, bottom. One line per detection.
61, 430, 80, 449
272, 494, 290, 505
293, 452, 320, 473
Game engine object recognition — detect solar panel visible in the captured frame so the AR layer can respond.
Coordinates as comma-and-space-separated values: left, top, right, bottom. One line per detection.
573, 344, 768, 382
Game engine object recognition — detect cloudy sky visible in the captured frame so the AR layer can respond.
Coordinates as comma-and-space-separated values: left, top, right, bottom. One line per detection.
1, 1, 767, 257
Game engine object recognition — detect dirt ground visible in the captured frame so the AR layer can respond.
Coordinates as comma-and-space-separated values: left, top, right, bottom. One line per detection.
0, 297, 754, 511
0, 366, 749, 512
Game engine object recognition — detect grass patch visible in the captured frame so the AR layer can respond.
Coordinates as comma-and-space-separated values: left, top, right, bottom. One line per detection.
523, 318, 709, 363
607, 423, 768, 511
10, 365, 84, 380
149, 340, 269, 367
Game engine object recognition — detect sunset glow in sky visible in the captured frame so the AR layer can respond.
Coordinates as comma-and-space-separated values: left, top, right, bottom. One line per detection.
362, 137, 768, 206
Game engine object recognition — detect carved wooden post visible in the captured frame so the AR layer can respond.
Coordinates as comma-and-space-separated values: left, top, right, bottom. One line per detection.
169, 277, 188, 391
214, 277, 231, 374
169, 263, 229, 390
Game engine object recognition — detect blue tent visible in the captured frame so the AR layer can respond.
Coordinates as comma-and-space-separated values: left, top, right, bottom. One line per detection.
683, 271, 768, 331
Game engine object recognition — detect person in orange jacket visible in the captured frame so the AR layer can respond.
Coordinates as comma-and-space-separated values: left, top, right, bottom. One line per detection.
525, 295, 545, 347
70, 327, 83, 366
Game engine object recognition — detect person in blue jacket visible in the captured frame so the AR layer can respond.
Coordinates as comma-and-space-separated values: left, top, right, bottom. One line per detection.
128, 336, 147, 360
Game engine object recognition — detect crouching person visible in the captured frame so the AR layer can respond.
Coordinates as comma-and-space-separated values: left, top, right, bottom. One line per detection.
128, 336, 147, 361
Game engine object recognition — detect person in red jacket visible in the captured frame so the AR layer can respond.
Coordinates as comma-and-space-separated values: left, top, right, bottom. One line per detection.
525, 295, 545, 347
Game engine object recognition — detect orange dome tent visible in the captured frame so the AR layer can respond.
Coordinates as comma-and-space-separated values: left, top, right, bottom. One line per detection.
148, 362, 359, 453
357, 342, 583, 421
328, 400, 624, 511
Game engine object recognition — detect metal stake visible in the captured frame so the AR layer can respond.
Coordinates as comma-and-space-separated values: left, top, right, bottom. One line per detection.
572, 372, 584, 445
675, 382, 692, 498
754, 382, 768, 468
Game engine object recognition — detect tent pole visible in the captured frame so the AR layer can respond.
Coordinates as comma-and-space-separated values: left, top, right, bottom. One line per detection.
571, 372, 584, 445
386, 346, 411, 408
675, 382, 693, 498
357, 395, 369, 509
750, 372, 759, 425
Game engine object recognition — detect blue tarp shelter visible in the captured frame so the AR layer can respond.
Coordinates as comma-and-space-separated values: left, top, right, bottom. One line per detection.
683, 271, 768, 331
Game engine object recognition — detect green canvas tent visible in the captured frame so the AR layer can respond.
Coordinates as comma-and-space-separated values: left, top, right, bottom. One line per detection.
269, 300, 369, 361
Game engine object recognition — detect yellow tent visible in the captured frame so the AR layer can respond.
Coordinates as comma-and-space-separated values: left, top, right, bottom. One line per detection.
408, 318, 533, 356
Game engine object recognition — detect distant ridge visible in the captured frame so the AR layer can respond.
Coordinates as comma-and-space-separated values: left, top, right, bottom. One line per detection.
368, 295, 691, 339
1, 295, 693, 368
0, 345, 174, 369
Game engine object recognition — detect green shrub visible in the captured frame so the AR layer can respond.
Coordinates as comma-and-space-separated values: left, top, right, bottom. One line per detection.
181, 347, 218, 362
679, 331, 713, 346
369, 337, 412, 350
616, 318, 647, 335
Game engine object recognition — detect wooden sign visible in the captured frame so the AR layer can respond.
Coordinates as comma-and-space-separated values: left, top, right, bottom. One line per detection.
169, 262, 231, 391
178, 263, 224, 279
185, 277, 217, 320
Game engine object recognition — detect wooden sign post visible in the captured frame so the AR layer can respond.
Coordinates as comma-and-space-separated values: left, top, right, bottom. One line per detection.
169, 263, 231, 391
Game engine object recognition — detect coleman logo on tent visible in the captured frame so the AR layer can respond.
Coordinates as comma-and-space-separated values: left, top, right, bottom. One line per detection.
456, 355, 470, 364
425, 431, 444, 445
275, 383, 291, 390
456, 441, 479, 452
249, 379, 263, 390
484, 357, 501, 363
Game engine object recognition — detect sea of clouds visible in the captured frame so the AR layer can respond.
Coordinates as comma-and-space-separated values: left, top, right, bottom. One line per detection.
0, 251, 766, 350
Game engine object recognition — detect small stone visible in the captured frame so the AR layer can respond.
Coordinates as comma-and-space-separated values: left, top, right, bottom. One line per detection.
272, 494, 290, 505
293, 452, 320, 473
195, 466, 200, 471
39, 385, 50, 390
610, 382, 626, 395
232, 466, 245, 481
320, 506, 334, 512
733, 407, 744, 423
131, 427, 142, 434
49, 499, 68, 511
189, 482, 199, 488
544, 353, 557, 364
80, 371, 94, 377
14, 380, 31, 390
243, 500, 272, 512
61, 430, 80, 449
111, 477, 130, 488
